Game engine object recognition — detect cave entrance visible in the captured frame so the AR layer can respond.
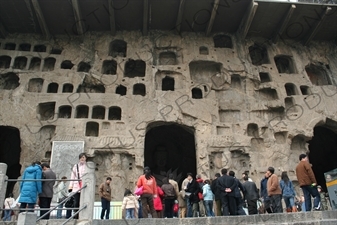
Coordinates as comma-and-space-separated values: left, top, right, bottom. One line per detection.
308, 121, 337, 192
0, 126, 21, 197
144, 122, 196, 188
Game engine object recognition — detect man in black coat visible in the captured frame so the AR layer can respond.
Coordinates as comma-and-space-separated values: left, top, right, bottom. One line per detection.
185, 173, 200, 217
242, 175, 259, 215
217, 168, 237, 216
211, 173, 222, 216
229, 171, 246, 215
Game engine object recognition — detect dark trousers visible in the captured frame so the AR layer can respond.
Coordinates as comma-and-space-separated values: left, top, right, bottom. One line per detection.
302, 185, 321, 211
270, 194, 283, 213
73, 193, 80, 219
19, 203, 35, 213
100, 198, 111, 219
141, 193, 157, 218
164, 198, 175, 218
247, 199, 258, 215
221, 194, 237, 216
39, 197, 52, 219
235, 197, 246, 215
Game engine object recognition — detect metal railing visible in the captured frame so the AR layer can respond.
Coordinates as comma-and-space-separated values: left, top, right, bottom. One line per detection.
3, 177, 87, 224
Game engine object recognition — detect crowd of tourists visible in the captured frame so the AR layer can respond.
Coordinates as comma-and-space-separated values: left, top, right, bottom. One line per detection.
2, 153, 331, 221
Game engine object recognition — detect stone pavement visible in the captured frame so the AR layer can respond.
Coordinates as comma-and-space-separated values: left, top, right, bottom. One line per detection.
2, 210, 334, 225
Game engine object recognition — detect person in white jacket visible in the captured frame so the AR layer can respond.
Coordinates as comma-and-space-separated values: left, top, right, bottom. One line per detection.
3, 193, 14, 221
122, 189, 139, 219
56, 176, 68, 219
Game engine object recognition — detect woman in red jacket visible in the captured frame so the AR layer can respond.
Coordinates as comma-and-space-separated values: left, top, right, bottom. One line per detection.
137, 166, 158, 218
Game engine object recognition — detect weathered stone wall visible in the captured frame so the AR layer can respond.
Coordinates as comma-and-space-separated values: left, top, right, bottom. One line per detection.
1, 31, 337, 200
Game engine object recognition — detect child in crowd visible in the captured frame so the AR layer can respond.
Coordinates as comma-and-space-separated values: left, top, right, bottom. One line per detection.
122, 189, 139, 219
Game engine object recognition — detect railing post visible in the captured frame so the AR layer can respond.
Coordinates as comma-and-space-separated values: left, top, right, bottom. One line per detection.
0, 163, 8, 206
79, 161, 95, 221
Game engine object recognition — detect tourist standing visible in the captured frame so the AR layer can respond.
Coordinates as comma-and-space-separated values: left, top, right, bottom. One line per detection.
19, 161, 42, 213
260, 172, 272, 213
229, 171, 246, 215
217, 168, 237, 216
161, 177, 176, 218
3, 193, 14, 221
196, 174, 206, 217
280, 171, 297, 212
99, 177, 112, 219
136, 166, 158, 218
184, 172, 201, 217
39, 163, 56, 219
56, 176, 68, 219
182, 175, 192, 217
211, 173, 222, 216
122, 189, 139, 219
266, 167, 283, 213
177, 190, 187, 218
242, 175, 259, 215
202, 180, 215, 217
168, 173, 179, 198
295, 154, 320, 211
68, 153, 87, 219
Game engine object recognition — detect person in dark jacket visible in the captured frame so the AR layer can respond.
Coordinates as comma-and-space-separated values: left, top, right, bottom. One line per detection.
185, 173, 200, 217
260, 173, 272, 213
211, 173, 222, 216
242, 175, 259, 215
19, 161, 42, 213
217, 168, 237, 216
39, 163, 56, 219
229, 171, 246, 215
161, 177, 176, 218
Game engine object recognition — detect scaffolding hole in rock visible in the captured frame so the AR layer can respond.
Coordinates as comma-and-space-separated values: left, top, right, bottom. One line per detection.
19, 43, 31, 51
62, 83, 74, 93
159, 52, 177, 65
116, 85, 127, 96
259, 72, 271, 83
85, 122, 99, 137
133, 83, 146, 96
305, 63, 331, 86
109, 40, 127, 57
28, 78, 43, 92
13, 57, 27, 70
274, 55, 295, 74
29, 57, 41, 71
0, 73, 19, 90
249, 44, 269, 66
59, 106, 72, 118
0, 56, 11, 69
92, 106, 106, 120
108, 107, 121, 120
102, 60, 117, 75
33, 44, 46, 52
47, 82, 58, 93
4, 43, 16, 50
162, 76, 175, 91
61, 60, 74, 70
38, 102, 56, 121
213, 34, 232, 48
124, 60, 146, 78
76, 105, 89, 118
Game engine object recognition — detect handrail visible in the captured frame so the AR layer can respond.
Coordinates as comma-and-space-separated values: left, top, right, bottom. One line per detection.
36, 184, 87, 221
61, 204, 87, 225
5, 179, 82, 182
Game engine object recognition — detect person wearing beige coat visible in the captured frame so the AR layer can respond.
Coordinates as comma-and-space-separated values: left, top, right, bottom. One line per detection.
122, 189, 139, 219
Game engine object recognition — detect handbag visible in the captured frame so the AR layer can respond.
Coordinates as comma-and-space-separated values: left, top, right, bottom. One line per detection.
134, 186, 144, 195
65, 196, 74, 207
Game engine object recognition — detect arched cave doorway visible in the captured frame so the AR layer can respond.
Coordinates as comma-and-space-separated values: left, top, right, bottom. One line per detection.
308, 124, 337, 192
0, 126, 22, 197
144, 122, 196, 188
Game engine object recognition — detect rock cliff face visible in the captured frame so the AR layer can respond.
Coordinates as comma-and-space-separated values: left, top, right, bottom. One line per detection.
1, 31, 337, 200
